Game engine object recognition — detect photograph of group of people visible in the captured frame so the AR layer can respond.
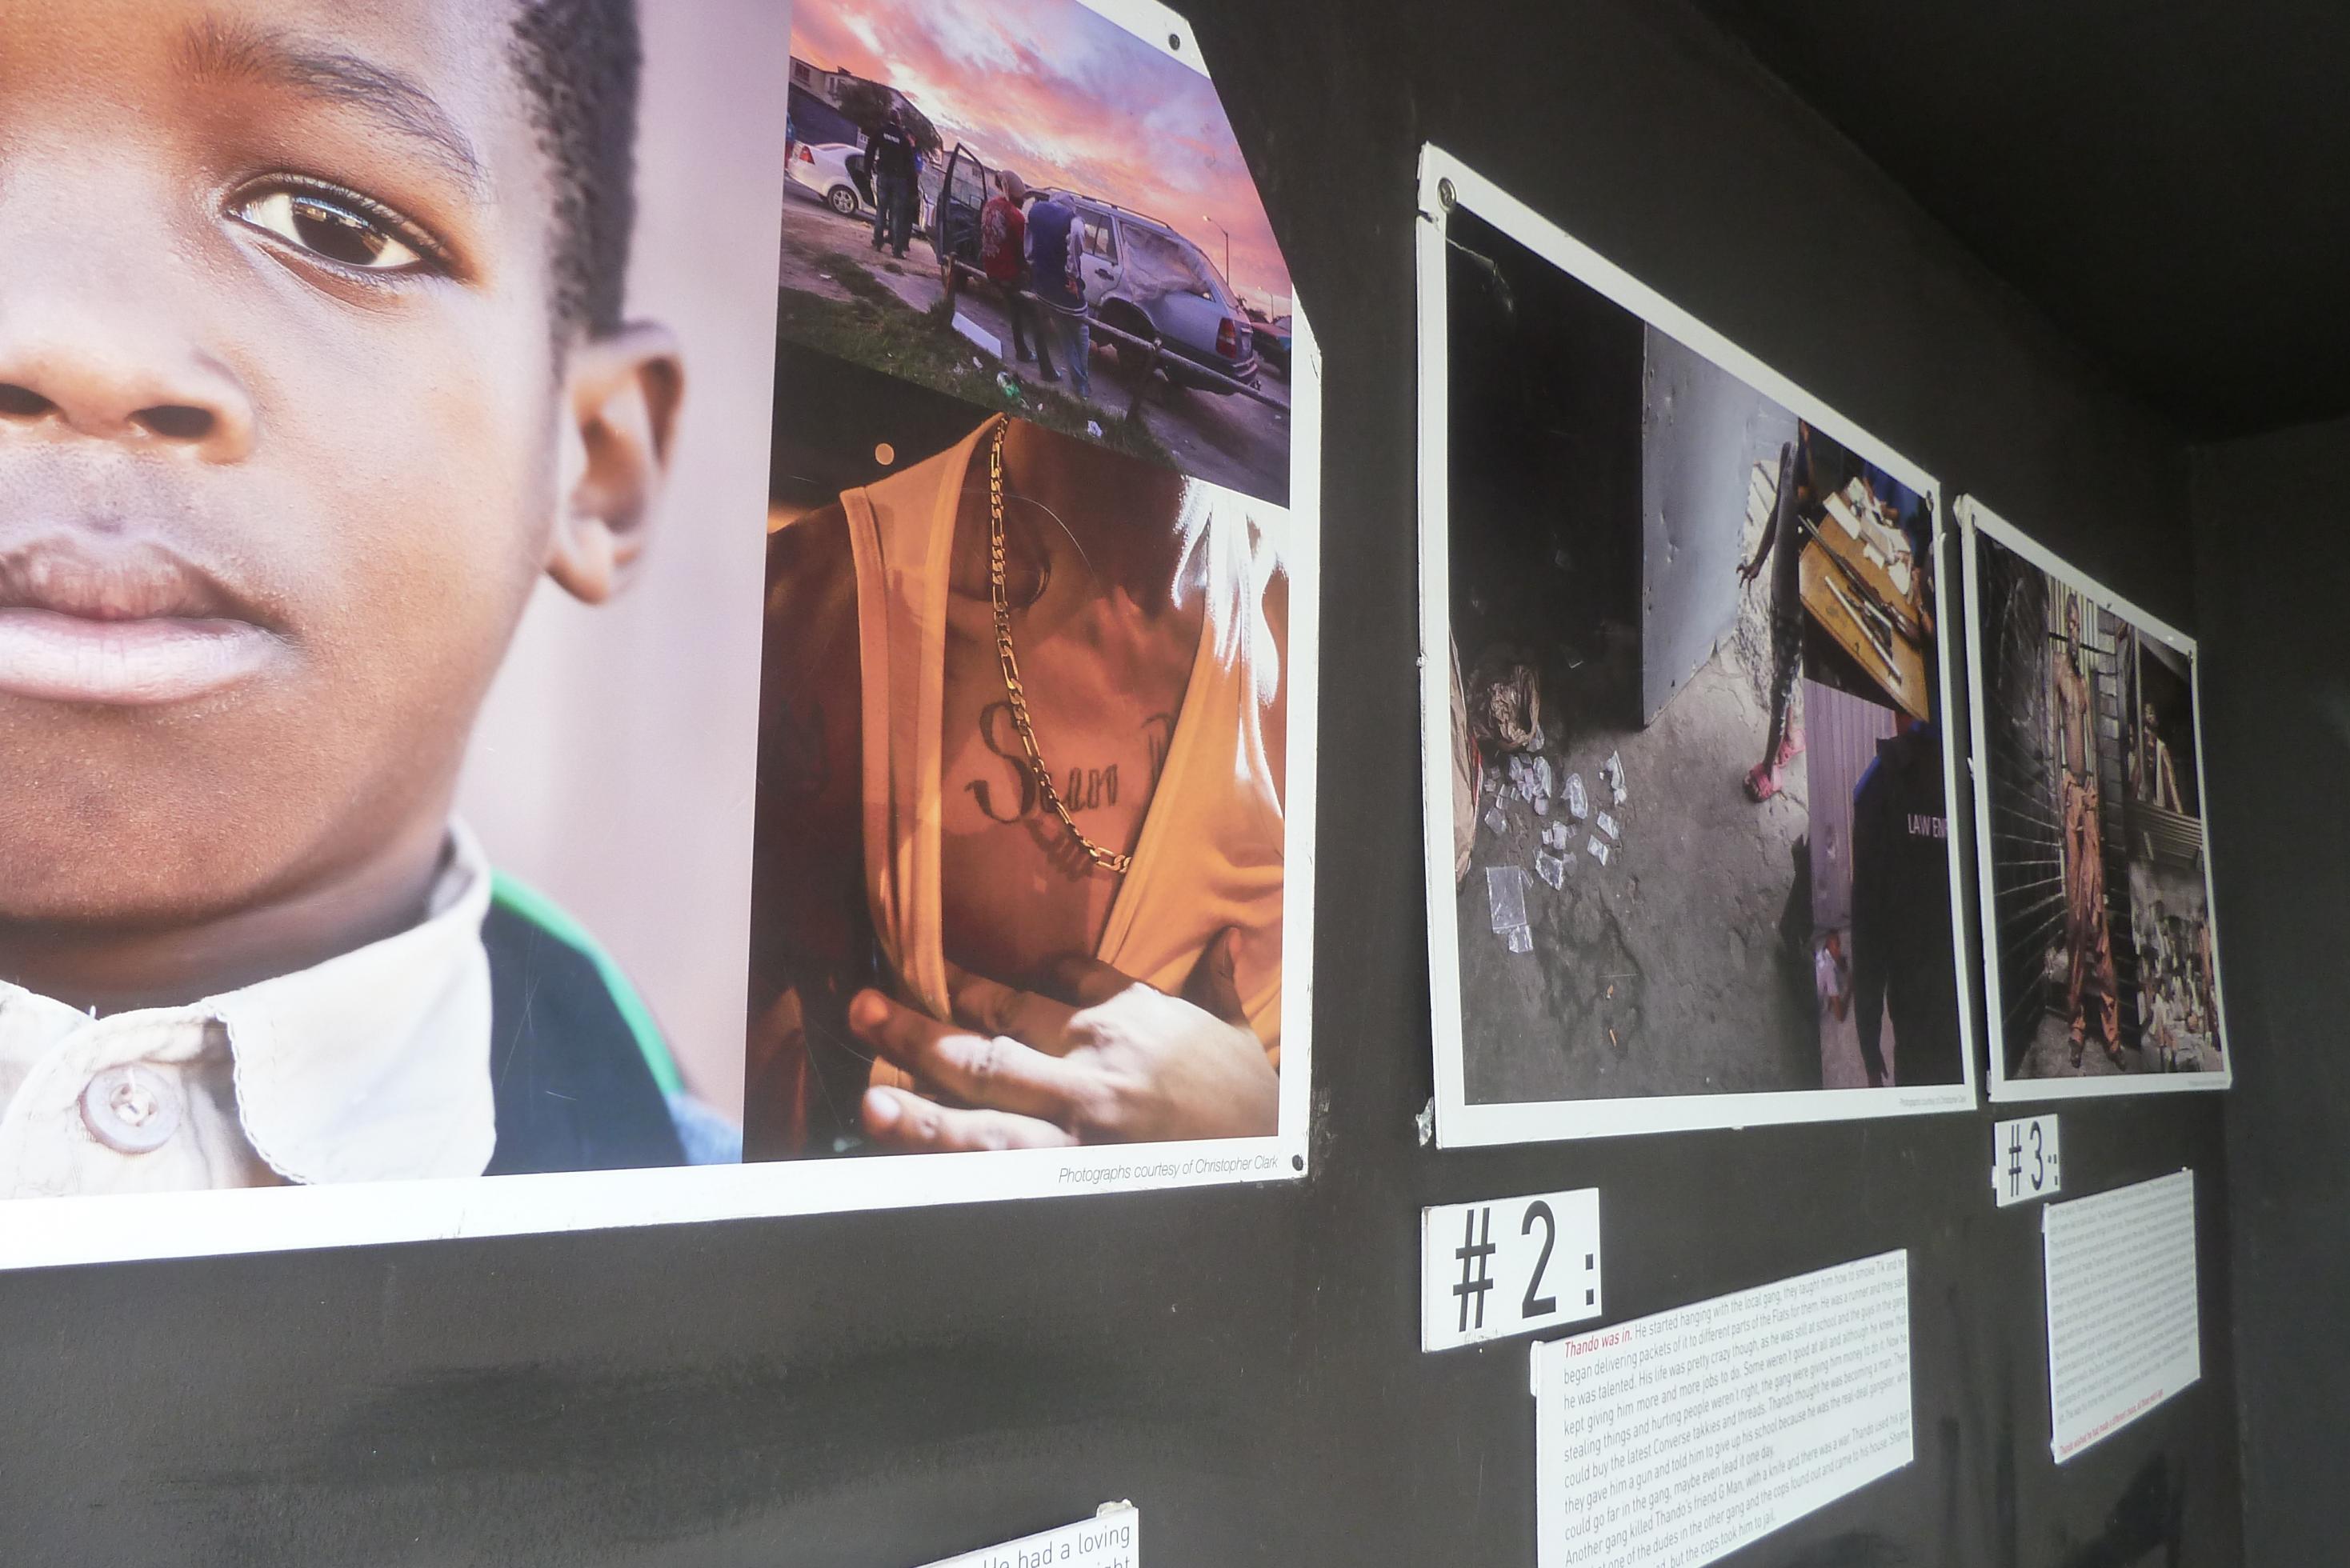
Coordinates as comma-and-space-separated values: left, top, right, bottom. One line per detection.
0, 0, 1315, 1270
780, 0, 1295, 505
1964, 505, 2228, 1096
1417, 151, 1978, 1146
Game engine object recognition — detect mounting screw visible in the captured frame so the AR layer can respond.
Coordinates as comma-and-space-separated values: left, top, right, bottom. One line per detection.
1438, 178, 1457, 210
1169, 31, 1182, 48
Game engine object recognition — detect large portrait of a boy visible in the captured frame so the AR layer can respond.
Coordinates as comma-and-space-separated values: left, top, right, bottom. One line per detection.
0, 0, 779, 1255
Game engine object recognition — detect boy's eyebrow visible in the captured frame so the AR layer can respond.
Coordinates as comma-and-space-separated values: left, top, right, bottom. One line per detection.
179, 17, 487, 195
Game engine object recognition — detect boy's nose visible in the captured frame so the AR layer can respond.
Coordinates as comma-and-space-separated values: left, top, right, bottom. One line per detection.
0, 302, 255, 462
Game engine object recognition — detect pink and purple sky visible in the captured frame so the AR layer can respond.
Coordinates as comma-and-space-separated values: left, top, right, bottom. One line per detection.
793, 0, 1291, 306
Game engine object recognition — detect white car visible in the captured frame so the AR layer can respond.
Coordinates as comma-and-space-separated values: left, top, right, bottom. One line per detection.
789, 139, 939, 236
787, 141, 867, 218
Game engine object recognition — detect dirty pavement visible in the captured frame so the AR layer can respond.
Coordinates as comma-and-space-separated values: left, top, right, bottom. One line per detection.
1455, 457, 1827, 1104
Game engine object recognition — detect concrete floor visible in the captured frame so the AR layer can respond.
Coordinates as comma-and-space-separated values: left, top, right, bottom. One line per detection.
2016, 1008, 2136, 1078
1455, 463, 1837, 1104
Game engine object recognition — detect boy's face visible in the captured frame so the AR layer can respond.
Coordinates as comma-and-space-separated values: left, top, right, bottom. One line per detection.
0, 0, 672, 929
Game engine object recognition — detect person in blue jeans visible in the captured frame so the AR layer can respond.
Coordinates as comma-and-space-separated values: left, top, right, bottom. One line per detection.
864, 107, 919, 258
1024, 192, 1091, 397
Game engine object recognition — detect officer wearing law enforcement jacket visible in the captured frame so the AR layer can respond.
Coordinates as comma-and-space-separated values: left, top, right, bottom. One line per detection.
1849, 716, 1961, 1089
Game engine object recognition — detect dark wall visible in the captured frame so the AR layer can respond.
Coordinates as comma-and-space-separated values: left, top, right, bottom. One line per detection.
1443, 202, 1645, 718
2194, 414, 2350, 1566
0, 1, 2244, 1564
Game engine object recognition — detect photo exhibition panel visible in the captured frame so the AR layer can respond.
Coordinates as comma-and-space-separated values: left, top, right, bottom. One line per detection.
0, 0, 787, 1268
0, 0, 1317, 1271
758, 0, 1320, 1198
1417, 147, 1976, 1146
1960, 500, 2230, 1102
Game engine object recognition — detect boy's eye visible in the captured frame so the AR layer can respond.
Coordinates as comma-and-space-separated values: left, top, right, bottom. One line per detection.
234, 188, 433, 273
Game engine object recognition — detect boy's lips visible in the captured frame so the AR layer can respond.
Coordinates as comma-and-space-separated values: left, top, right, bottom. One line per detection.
0, 538, 280, 706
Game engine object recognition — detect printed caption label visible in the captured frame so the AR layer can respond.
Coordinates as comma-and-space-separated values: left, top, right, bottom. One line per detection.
1532, 1251, 1912, 1568
1992, 1114, 2062, 1206
2044, 1171, 2199, 1462
1422, 1188, 1601, 1352
920, 1503, 1138, 1568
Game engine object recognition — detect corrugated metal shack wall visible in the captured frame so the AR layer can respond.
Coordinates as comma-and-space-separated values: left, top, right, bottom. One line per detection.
1978, 538, 2062, 1066
2059, 589, 2141, 1040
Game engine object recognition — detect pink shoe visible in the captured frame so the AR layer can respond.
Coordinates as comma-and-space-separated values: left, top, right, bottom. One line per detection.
1776, 727, 1806, 768
1745, 761, 1786, 801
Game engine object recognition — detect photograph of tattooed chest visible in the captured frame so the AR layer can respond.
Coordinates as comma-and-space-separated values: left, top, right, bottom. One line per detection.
747, 341, 1290, 1158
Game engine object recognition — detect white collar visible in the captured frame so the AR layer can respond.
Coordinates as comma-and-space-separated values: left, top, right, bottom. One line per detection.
0, 822, 496, 1186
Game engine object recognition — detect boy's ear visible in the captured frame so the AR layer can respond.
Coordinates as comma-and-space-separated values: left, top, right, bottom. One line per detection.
545, 323, 684, 604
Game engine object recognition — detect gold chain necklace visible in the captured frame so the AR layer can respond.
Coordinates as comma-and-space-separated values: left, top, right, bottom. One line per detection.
988, 422, 1131, 876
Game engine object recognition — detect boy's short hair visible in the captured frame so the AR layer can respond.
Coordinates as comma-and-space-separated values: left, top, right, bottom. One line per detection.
509, 0, 642, 336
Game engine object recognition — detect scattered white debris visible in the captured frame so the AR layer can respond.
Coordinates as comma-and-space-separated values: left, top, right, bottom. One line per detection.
1587, 835, 1611, 866
1565, 771, 1590, 821
1597, 810, 1619, 842
1487, 866, 1529, 931
1535, 852, 1567, 890
1487, 865, 1533, 952
1603, 750, 1628, 806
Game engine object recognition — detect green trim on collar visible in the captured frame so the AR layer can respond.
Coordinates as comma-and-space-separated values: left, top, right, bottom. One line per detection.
488, 873, 684, 1099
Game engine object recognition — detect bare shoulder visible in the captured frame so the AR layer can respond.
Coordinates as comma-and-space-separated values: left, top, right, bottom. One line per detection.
763, 504, 859, 700
1262, 562, 1291, 799
753, 504, 866, 960
746, 504, 876, 1157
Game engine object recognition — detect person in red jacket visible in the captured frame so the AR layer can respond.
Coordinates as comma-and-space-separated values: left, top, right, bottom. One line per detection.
979, 169, 1055, 375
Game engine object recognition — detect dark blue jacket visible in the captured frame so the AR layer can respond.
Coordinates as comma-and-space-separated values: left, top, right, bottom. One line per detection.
1025, 198, 1085, 309
480, 881, 688, 1175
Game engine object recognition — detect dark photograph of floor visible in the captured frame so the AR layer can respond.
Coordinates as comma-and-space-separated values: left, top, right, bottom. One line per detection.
1441, 204, 1964, 1106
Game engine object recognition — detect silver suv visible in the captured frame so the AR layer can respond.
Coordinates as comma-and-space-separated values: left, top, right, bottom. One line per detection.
935, 146, 1259, 393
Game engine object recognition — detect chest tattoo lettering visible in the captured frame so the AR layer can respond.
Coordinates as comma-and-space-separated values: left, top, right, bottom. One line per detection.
964, 703, 1179, 833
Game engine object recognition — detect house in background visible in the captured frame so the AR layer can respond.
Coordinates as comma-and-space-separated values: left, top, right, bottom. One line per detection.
790, 57, 923, 131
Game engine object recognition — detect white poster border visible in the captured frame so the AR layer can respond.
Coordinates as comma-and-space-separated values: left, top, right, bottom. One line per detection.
1956, 498, 2232, 1102
1415, 144, 1978, 1148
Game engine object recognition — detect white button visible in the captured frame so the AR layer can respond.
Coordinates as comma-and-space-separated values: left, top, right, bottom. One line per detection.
78, 1065, 182, 1155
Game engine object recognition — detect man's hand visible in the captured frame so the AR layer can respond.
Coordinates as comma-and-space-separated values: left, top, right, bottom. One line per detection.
849, 931, 1278, 1153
